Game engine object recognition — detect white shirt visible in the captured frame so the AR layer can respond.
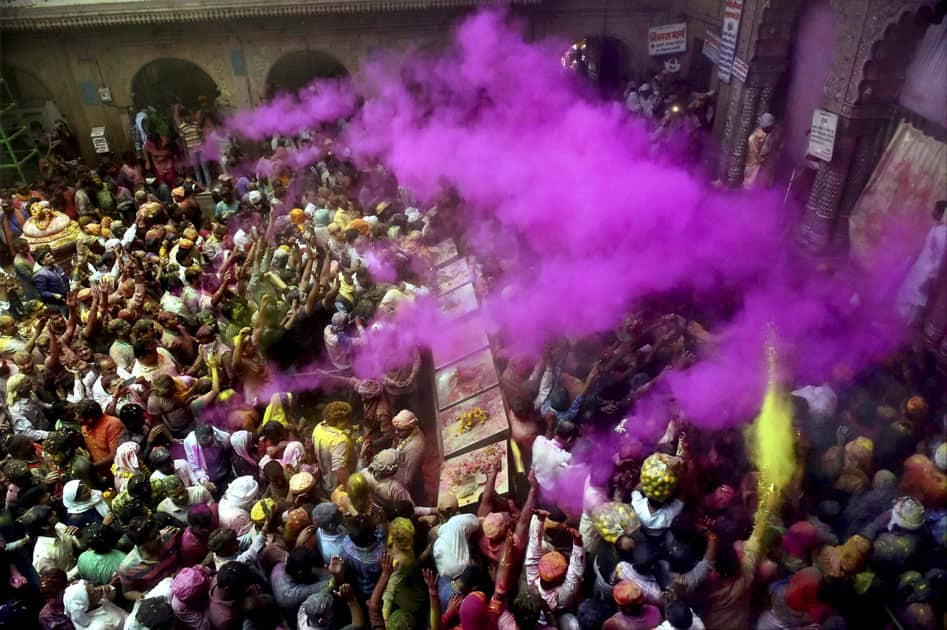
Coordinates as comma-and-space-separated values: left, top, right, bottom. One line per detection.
524, 516, 585, 612
631, 490, 684, 535
33, 522, 81, 579
156, 486, 212, 522
531, 436, 572, 490
432, 514, 480, 579
897, 223, 947, 321
655, 611, 706, 630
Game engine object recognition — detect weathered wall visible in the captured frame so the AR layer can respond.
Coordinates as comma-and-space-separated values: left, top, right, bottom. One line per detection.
1, 0, 723, 160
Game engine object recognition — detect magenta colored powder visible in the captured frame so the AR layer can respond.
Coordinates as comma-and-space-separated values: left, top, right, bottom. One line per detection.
228, 10, 920, 432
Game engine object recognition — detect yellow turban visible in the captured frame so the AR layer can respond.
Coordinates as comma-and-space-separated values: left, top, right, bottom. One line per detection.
323, 401, 352, 425
250, 498, 277, 524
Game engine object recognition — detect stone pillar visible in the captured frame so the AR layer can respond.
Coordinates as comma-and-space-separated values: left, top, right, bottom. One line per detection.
725, 83, 761, 187
796, 130, 857, 256
756, 80, 778, 122
832, 130, 877, 253
715, 83, 743, 182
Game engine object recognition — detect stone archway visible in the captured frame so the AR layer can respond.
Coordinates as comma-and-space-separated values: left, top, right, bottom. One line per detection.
2, 65, 56, 109
796, 1, 939, 255
265, 50, 348, 99
131, 58, 219, 112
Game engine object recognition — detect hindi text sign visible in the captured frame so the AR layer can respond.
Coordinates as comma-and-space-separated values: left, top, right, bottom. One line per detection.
703, 30, 721, 65
648, 23, 688, 56
807, 108, 839, 162
717, 0, 745, 82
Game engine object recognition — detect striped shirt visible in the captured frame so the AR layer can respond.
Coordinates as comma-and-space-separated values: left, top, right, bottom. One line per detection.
118, 530, 180, 593
178, 122, 203, 151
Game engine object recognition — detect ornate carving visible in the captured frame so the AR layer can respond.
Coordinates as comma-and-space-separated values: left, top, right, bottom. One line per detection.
797, 133, 857, 255
832, 132, 876, 251
0, 0, 542, 31
716, 83, 742, 182
726, 83, 761, 187
756, 79, 777, 121
824, 0, 936, 116
798, 0, 936, 256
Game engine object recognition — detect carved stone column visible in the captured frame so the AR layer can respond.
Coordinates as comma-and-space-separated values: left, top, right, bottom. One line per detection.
832, 130, 877, 252
725, 84, 762, 187
715, 84, 744, 183
756, 80, 778, 122
796, 130, 857, 256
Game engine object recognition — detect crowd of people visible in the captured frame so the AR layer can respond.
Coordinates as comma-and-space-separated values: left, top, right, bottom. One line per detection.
0, 83, 944, 630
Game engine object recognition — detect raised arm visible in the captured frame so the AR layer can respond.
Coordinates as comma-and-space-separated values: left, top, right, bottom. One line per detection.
476, 462, 502, 518
422, 568, 443, 630
368, 552, 394, 629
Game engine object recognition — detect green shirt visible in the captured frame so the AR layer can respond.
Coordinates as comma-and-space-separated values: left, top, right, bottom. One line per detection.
77, 549, 126, 585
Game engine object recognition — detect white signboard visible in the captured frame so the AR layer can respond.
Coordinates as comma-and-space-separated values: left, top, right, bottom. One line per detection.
702, 31, 721, 65
90, 127, 109, 154
807, 108, 839, 162
648, 23, 688, 56
717, 0, 745, 83
731, 56, 749, 82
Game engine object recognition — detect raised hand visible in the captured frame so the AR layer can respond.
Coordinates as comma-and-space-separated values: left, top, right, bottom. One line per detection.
379, 552, 394, 576
421, 567, 438, 592
445, 593, 464, 618
333, 582, 356, 602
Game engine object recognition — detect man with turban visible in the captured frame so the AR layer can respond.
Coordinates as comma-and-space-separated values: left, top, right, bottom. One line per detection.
361, 448, 413, 513
356, 378, 393, 453
170, 565, 212, 630
604, 580, 662, 630
312, 401, 355, 493
391, 409, 425, 489
743, 112, 784, 189
524, 509, 585, 614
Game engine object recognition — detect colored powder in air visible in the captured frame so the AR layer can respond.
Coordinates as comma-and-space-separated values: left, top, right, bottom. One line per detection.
746, 342, 796, 492
227, 9, 921, 434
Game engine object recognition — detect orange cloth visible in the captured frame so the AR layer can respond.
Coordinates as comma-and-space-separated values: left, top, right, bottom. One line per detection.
81, 414, 124, 468
613, 580, 644, 606
538, 551, 568, 582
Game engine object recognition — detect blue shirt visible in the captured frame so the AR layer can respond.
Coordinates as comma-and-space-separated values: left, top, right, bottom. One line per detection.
341, 532, 383, 599
215, 199, 239, 220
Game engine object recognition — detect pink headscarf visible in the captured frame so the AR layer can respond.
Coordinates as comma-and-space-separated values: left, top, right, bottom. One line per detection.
259, 441, 307, 472
460, 592, 488, 630
113, 442, 142, 493
114, 442, 141, 472
231, 430, 257, 466
171, 566, 210, 602
281, 441, 306, 469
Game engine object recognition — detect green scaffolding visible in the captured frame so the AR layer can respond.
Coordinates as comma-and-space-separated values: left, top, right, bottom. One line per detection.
0, 74, 39, 186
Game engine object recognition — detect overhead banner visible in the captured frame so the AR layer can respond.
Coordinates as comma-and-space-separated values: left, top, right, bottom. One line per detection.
702, 30, 721, 65
807, 108, 839, 162
718, 0, 745, 83
648, 23, 688, 56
